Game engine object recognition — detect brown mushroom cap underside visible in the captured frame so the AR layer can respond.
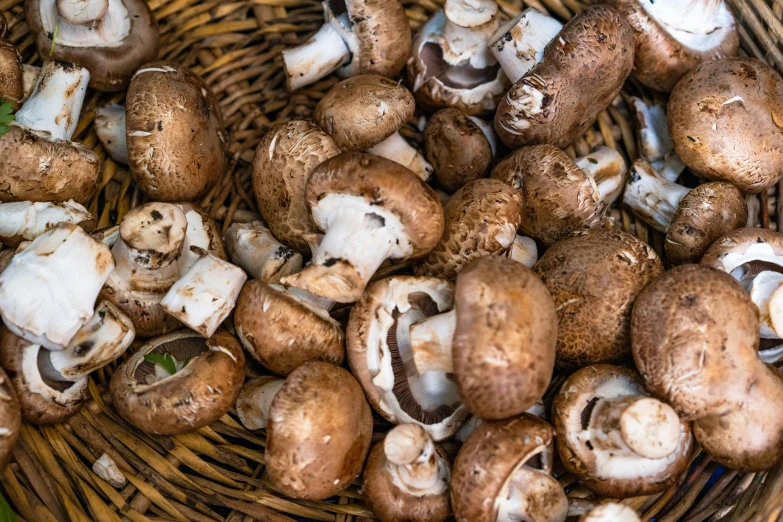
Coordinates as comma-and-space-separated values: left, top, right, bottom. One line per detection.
665, 182, 747, 266
265, 361, 373, 500
602, 0, 739, 92
25, 0, 159, 91
252, 121, 339, 254
314, 75, 415, 151
534, 228, 664, 369
0, 366, 21, 473
414, 179, 522, 280
234, 280, 344, 376
632, 264, 760, 421
0, 39, 24, 110
110, 331, 245, 435
0, 125, 101, 204
492, 144, 609, 247
97, 285, 181, 339
306, 153, 444, 257
362, 441, 451, 522
453, 256, 557, 420
668, 57, 783, 194
127, 62, 226, 202
494, 5, 634, 149
701, 227, 783, 270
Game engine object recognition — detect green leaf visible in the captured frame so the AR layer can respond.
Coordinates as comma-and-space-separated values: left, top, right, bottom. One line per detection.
49, 22, 59, 57
0, 99, 14, 136
182, 357, 192, 369
144, 352, 178, 375
0, 491, 18, 522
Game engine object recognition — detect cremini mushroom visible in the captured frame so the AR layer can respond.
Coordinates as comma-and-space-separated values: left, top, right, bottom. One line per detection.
0, 60, 100, 204
94, 103, 128, 164
281, 0, 410, 91
0, 39, 24, 110
0, 367, 20, 473
579, 503, 641, 522
235, 375, 284, 430
0, 200, 95, 247
224, 221, 302, 284
110, 330, 245, 434
488, 8, 562, 84
281, 153, 444, 303
553, 364, 693, 497
629, 96, 685, 181
668, 57, 783, 194
451, 414, 568, 522
362, 424, 451, 522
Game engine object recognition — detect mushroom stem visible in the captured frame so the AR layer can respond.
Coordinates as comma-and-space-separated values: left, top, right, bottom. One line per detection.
629, 97, 685, 182
468, 116, 498, 156
224, 221, 302, 284
383, 424, 448, 495
623, 160, 690, 232
643, 0, 735, 50
409, 309, 456, 374
286, 286, 335, 312
575, 146, 628, 206
21, 64, 40, 103
281, 22, 350, 91
489, 8, 563, 83
0, 200, 94, 247
752, 272, 783, 339
56, 0, 109, 25
95, 103, 128, 164
366, 132, 434, 181
15, 61, 90, 141
235, 376, 285, 430
505, 234, 538, 268
579, 503, 641, 522
441, 11, 499, 69
495, 464, 569, 522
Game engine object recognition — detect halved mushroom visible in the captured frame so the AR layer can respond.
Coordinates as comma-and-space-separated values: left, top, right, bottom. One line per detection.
235, 375, 284, 430
25, 0, 159, 91
281, 153, 444, 303
491, 144, 627, 246
414, 178, 522, 280
0, 367, 20, 473
534, 228, 663, 369
281, 0, 410, 91
0, 200, 95, 247
362, 424, 451, 522
94, 103, 128, 164
553, 364, 693, 497
0, 60, 100, 204
488, 8, 562, 84
0, 39, 24, 110
668, 57, 783, 194
110, 330, 245, 434
224, 221, 302, 283
451, 414, 568, 522
579, 503, 641, 522
629, 96, 685, 182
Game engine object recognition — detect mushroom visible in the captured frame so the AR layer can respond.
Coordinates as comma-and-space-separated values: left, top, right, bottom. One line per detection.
629, 96, 685, 181
174, 202, 227, 276
601, 0, 739, 92
25, 0, 159, 91
252, 120, 339, 254
578, 503, 641, 522
0, 367, 20, 473
504, 234, 538, 267
414, 178, 522, 280
281, 153, 444, 303
451, 414, 569, 522
110, 330, 245, 434
92, 454, 126, 489
0, 200, 95, 247
362, 424, 451, 522
552, 364, 693, 497
126, 63, 227, 201
668, 57, 783, 194
235, 375, 284, 430
632, 264, 783, 470
265, 361, 373, 500
0, 60, 100, 204
22, 65, 40, 102
534, 229, 663, 369
223, 221, 302, 284
491, 144, 627, 246
94, 103, 128, 164
0, 39, 24, 110
407, 0, 508, 116
281, 0, 410, 91
0, 223, 113, 349
494, 5, 634, 149
314, 75, 433, 180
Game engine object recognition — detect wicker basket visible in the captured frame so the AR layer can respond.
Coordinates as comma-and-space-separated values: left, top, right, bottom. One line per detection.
1, 0, 782, 520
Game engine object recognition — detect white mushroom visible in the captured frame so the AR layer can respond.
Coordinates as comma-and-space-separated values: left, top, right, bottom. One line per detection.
223, 221, 303, 283
0, 200, 94, 247
94, 103, 128, 164
489, 8, 562, 83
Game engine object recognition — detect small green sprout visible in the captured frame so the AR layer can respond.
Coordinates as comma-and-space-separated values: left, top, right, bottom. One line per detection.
0, 99, 14, 136
143, 352, 192, 376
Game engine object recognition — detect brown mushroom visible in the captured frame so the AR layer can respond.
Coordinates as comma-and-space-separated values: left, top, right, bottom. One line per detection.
223, 221, 302, 283
0, 200, 95, 248
0, 366, 20, 473
0, 39, 24, 110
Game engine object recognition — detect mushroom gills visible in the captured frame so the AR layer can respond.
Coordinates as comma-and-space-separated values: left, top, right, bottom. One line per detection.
39, 0, 131, 48
416, 40, 501, 92
94, 103, 128, 164
132, 336, 206, 385
366, 132, 433, 181
489, 8, 562, 83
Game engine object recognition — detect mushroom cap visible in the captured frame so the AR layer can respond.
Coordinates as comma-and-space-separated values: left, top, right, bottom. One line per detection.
665, 181, 747, 266
233, 280, 344, 376
494, 5, 634, 149
110, 330, 245, 434
668, 57, 783, 194
0, 366, 21, 473
552, 365, 693, 497
491, 144, 609, 246
126, 63, 227, 201
632, 264, 760, 420
306, 153, 444, 257
414, 179, 522, 280
314, 75, 415, 152
424, 109, 493, 192
454, 256, 557, 420
97, 284, 181, 339
252, 121, 339, 254
534, 229, 664, 369
25, 0, 159, 91
265, 361, 373, 500
0, 39, 24, 110
701, 227, 783, 273
0, 125, 101, 204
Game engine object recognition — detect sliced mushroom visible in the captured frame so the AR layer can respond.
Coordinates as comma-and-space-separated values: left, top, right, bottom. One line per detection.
579, 503, 641, 522
0, 39, 24, 110
235, 375, 284, 430
488, 8, 562, 84
0, 200, 95, 247
0, 366, 20, 473
224, 221, 302, 283
94, 103, 128, 164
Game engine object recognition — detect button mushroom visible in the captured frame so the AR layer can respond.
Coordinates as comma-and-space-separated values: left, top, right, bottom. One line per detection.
25, 0, 159, 91
0, 367, 20, 473
223, 221, 302, 284
362, 424, 451, 522
281, 153, 444, 303
94, 103, 128, 164
0, 39, 24, 110
110, 330, 245, 434
0, 200, 95, 247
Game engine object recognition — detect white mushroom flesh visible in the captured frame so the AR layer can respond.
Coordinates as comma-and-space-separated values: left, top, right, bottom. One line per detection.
366, 132, 434, 182
95, 103, 128, 164
92, 453, 127, 489
494, 447, 568, 522
579, 503, 641, 522
283, 286, 335, 314
56, 0, 109, 26
224, 221, 303, 283
21, 343, 88, 406
629, 97, 684, 182
22, 64, 41, 102
489, 8, 562, 83
0, 200, 92, 246
409, 309, 456, 374
176, 203, 219, 277
623, 160, 690, 232
443, 0, 497, 28
468, 115, 498, 155
236, 377, 285, 430
498, 83, 544, 134
40, 0, 131, 48
440, 14, 500, 69
384, 424, 449, 496
747, 271, 783, 338
640, 0, 736, 53
281, 21, 350, 91
575, 146, 628, 206
504, 235, 538, 268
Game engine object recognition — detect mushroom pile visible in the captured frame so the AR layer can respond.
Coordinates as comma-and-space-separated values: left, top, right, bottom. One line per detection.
2, 0, 783, 520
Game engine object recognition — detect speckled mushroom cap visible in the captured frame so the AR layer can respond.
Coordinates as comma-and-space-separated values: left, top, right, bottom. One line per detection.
265, 361, 373, 500
252, 121, 339, 254
701, 228, 783, 274
491, 144, 610, 246
0, 366, 21, 473
494, 5, 634, 149
534, 229, 664, 369
110, 330, 245, 435
0, 39, 24, 110
233, 280, 344, 376
126, 63, 227, 201
552, 365, 693, 497
668, 57, 783, 194
314, 75, 415, 152
414, 179, 522, 280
